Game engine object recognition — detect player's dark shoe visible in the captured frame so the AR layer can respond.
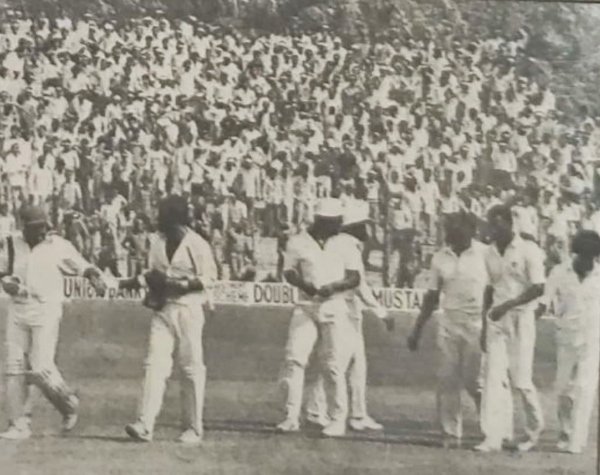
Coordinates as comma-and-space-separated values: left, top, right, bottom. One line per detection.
125, 421, 152, 442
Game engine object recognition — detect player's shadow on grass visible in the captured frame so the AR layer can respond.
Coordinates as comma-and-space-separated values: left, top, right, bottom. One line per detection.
77, 435, 140, 443
196, 419, 481, 449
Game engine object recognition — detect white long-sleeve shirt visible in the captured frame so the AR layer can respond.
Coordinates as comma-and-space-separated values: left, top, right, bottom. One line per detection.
11, 234, 93, 324
544, 262, 600, 347
147, 228, 217, 308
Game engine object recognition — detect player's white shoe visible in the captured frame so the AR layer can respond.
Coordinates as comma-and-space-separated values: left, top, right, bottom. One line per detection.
61, 395, 79, 433
305, 413, 330, 429
349, 417, 384, 432
0, 425, 31, 441
516, 437, 538, 453
177, 429, 202, 445
556, 439, 570, 452
473, 439, 502, 453
322, 419, 346, 438
62, 413, 79, 433
275, 418, 300, 433
125, 421, 152, 442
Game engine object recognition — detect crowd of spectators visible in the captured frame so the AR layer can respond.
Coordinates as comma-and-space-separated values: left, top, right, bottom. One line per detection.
1, 9, 599, 284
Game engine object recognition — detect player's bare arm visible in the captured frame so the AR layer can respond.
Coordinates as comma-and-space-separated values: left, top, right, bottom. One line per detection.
407, 289, 440, 352
316, 269, 360, 298
488, 284, 544, 322
481, 285, 494, 352
283, 268, 317, 296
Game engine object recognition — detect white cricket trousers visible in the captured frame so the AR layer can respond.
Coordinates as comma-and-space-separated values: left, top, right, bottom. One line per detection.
138, 303, 206, 435
436, 315, 482, 439
480, 310, 544, 445
4, 304, 77, 423
555, 332, 599, 452
281, 305, 352, 424
305, 315, 372, 422
346, 316, 370, 420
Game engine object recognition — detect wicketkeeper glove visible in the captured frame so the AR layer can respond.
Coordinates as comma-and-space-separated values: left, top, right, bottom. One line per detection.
144, 269, 168, 293
165, 278, 190, 295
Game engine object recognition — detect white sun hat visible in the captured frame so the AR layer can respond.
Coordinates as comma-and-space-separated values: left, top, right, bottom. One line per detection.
342, 200, 370, 226
314, 198, 343, 218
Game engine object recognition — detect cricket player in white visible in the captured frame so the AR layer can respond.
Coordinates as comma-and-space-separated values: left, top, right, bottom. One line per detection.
276, 198, 361, 437
120, 195, 217, 445
407, 211, 486, 448
537, 230, 600, 454
0, 205, 107, 440
329, 201, 394, 431
477, 204, 545, 452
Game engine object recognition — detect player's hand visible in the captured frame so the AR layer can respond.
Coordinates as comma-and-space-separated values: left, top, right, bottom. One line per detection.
2, 276, 22, 297
374, 306, 387, 320
384, 316, 395, 332
534, 303, 546, 320
84, 268, 108, 297
90, 277, 108, 298
317, 284, 335, 299
407, 330, 419, 352
303, 283, 317, 297
488, 302, 510, 322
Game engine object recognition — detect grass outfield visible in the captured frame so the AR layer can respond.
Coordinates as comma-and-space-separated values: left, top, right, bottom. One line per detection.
0, 301, 595, 474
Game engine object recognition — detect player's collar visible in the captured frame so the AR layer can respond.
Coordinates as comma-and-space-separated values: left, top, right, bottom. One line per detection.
443, 243, 476, 258
507, 233, 524, 250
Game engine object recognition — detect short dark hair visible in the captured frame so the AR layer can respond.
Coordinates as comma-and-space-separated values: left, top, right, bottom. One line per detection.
487, 204, 513, 225
158, 194, 189, 227
571, 230, 600, 257
445, 210, 477, 236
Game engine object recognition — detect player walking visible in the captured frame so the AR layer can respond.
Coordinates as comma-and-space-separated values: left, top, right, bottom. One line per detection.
538, 230, 600, 454
276, 198, 360, 437
0, 205, 107, 440
120, 195, 217, 445
407, 210, 487, 448
476, 205, 545, 452
329, 201, 393, 432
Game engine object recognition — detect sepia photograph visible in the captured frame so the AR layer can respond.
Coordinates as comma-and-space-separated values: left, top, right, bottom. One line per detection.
0, 0, 597, 473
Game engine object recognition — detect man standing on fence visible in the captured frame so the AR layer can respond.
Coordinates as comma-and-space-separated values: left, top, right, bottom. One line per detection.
119, 195, 217, 445
407, 210, 486, 448
0, 205, 107, 440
